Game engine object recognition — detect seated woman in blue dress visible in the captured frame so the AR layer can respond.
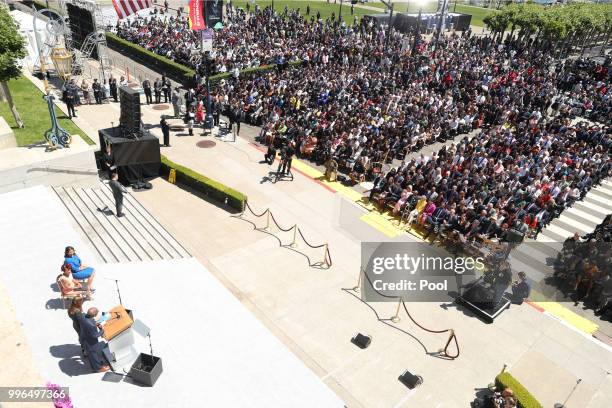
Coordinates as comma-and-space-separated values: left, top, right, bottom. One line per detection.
64, 246, 96, 293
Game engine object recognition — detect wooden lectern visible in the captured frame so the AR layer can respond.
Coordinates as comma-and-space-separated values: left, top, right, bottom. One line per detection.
102, 305, 133, 341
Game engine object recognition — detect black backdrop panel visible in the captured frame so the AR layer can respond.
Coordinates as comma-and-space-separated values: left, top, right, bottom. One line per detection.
99, 127, 161, 185
67, 4, 97, 59
204, 0, 223, 28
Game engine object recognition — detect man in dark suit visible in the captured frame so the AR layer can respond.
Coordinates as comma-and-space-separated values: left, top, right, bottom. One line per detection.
162, 76, 171, 103
232, 105, 241, 135
65, 88, 77, 118
369, 174, 387, 201
92, 79, 102, 104
142, 79, 152, 104
109, 173, 127, 217
79, 307, 110, 372
154, 78, 163, 103
212, 100, 221, 127
109, 76, 118, 102
160, 116, 170, 147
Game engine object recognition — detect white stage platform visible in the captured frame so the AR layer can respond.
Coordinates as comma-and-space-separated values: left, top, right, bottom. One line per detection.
0, 186, 344, 407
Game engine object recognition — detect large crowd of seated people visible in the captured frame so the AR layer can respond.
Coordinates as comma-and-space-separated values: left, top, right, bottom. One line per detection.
116, 5, 610, 261
186, 8, 611, 248
553, 216, 612, 318
208, 25, 610, 174
113, 5, 358, 78
369, 118, 610, 245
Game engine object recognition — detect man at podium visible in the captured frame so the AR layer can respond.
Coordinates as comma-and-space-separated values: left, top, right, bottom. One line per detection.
79, 307, 111, 373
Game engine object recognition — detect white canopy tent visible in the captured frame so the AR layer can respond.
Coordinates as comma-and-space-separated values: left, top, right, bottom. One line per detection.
10, 9, 52, 72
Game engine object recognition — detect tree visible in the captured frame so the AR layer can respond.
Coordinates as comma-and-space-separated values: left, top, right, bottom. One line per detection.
0, 5, 27, 128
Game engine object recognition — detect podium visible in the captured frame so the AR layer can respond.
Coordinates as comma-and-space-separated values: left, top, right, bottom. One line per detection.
102, 305, 139, 371
102, 305, 133, 341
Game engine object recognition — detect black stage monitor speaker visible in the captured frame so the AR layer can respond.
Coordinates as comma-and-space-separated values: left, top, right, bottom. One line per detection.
128, 353, 163, 387
398, 370, 423, 389
66, 4, 96, 58
351, 333, 372, 349
204, 0, 224, 29
98, 127, 161, 185
119, 86, 142, 137
506, 229, 525, 244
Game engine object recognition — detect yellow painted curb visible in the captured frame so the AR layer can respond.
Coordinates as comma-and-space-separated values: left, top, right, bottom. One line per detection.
533, 301, 599, 335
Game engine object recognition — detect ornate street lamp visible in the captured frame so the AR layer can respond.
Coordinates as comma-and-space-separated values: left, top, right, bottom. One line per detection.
32, 6, 72, 149
50, 46, 73, 81
43, 91, 71, 149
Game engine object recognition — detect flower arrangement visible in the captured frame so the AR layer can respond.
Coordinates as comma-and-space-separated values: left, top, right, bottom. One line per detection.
46, 382, 73, 408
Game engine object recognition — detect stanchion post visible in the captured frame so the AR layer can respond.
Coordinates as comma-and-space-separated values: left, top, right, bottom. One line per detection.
263, 210, 271, 231
322, 243, 329, 267
290, 224, 298, 247
390, 298, 402, 323
352, 268, 362, 292
439, 328, 455, 355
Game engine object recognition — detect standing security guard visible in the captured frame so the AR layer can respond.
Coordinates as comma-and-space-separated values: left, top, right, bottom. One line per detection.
160, 116, 171, 147
109, 173, 127, 217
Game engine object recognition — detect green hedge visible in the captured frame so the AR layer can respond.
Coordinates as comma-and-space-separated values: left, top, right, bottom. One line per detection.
106, 31, 304, 87
495, 373, 543, 408
105, 32, 195, 86
209, 60, 304, 84
160, 155, 246, 212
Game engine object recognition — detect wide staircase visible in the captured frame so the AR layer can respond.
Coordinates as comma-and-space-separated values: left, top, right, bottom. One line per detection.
53, 182, 190, 263
511, 178, 612, 283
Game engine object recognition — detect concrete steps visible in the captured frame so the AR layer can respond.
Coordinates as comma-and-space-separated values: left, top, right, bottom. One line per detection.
537, 181, 612, 243
511, 178, 611, 297
53, 183, 190, 263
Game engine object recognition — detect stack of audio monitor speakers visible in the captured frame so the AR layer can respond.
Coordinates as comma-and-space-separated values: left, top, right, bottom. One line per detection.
66, 3, 96, 58
98, 86, 160, 187
119, 86, 142, 138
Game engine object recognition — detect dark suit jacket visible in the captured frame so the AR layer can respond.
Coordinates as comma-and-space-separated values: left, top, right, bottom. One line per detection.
79, 315, 104, 348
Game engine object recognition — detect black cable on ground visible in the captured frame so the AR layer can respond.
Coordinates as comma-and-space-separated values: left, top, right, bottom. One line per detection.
346, 270, 460, 359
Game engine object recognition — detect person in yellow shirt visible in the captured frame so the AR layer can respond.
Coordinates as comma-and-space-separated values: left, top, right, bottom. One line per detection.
406, 195, 427, 227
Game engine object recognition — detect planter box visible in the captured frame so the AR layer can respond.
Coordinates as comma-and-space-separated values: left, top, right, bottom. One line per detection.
128, 353, 163, 386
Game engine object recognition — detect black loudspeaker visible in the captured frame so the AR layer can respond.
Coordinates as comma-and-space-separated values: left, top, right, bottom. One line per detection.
398, 370, 423, 389
506, 229, 525, 244
66, 4, 96, 58
119, 86, 142, 137
128, 353, 163, 387
351, 333, 371, 349
204, 0, 224, 28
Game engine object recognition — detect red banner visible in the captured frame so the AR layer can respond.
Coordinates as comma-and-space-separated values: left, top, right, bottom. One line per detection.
188, 0, 206, 31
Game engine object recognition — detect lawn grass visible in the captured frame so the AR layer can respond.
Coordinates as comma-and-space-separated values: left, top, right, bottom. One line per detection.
233, 1, 491, 27
232, 0, 378, 24
357, 1, 492, 27
0, 76, 94, 146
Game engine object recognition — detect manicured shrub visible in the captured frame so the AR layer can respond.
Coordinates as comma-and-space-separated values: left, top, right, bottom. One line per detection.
495, 372, 543, 408
160, 155, 246, 212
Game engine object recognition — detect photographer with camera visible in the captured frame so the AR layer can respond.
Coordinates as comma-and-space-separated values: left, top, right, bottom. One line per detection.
277, 141, 296, 178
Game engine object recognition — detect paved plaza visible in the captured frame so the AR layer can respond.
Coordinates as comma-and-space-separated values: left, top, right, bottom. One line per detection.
1, 3, 611, 406
2, 61, 607, 407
